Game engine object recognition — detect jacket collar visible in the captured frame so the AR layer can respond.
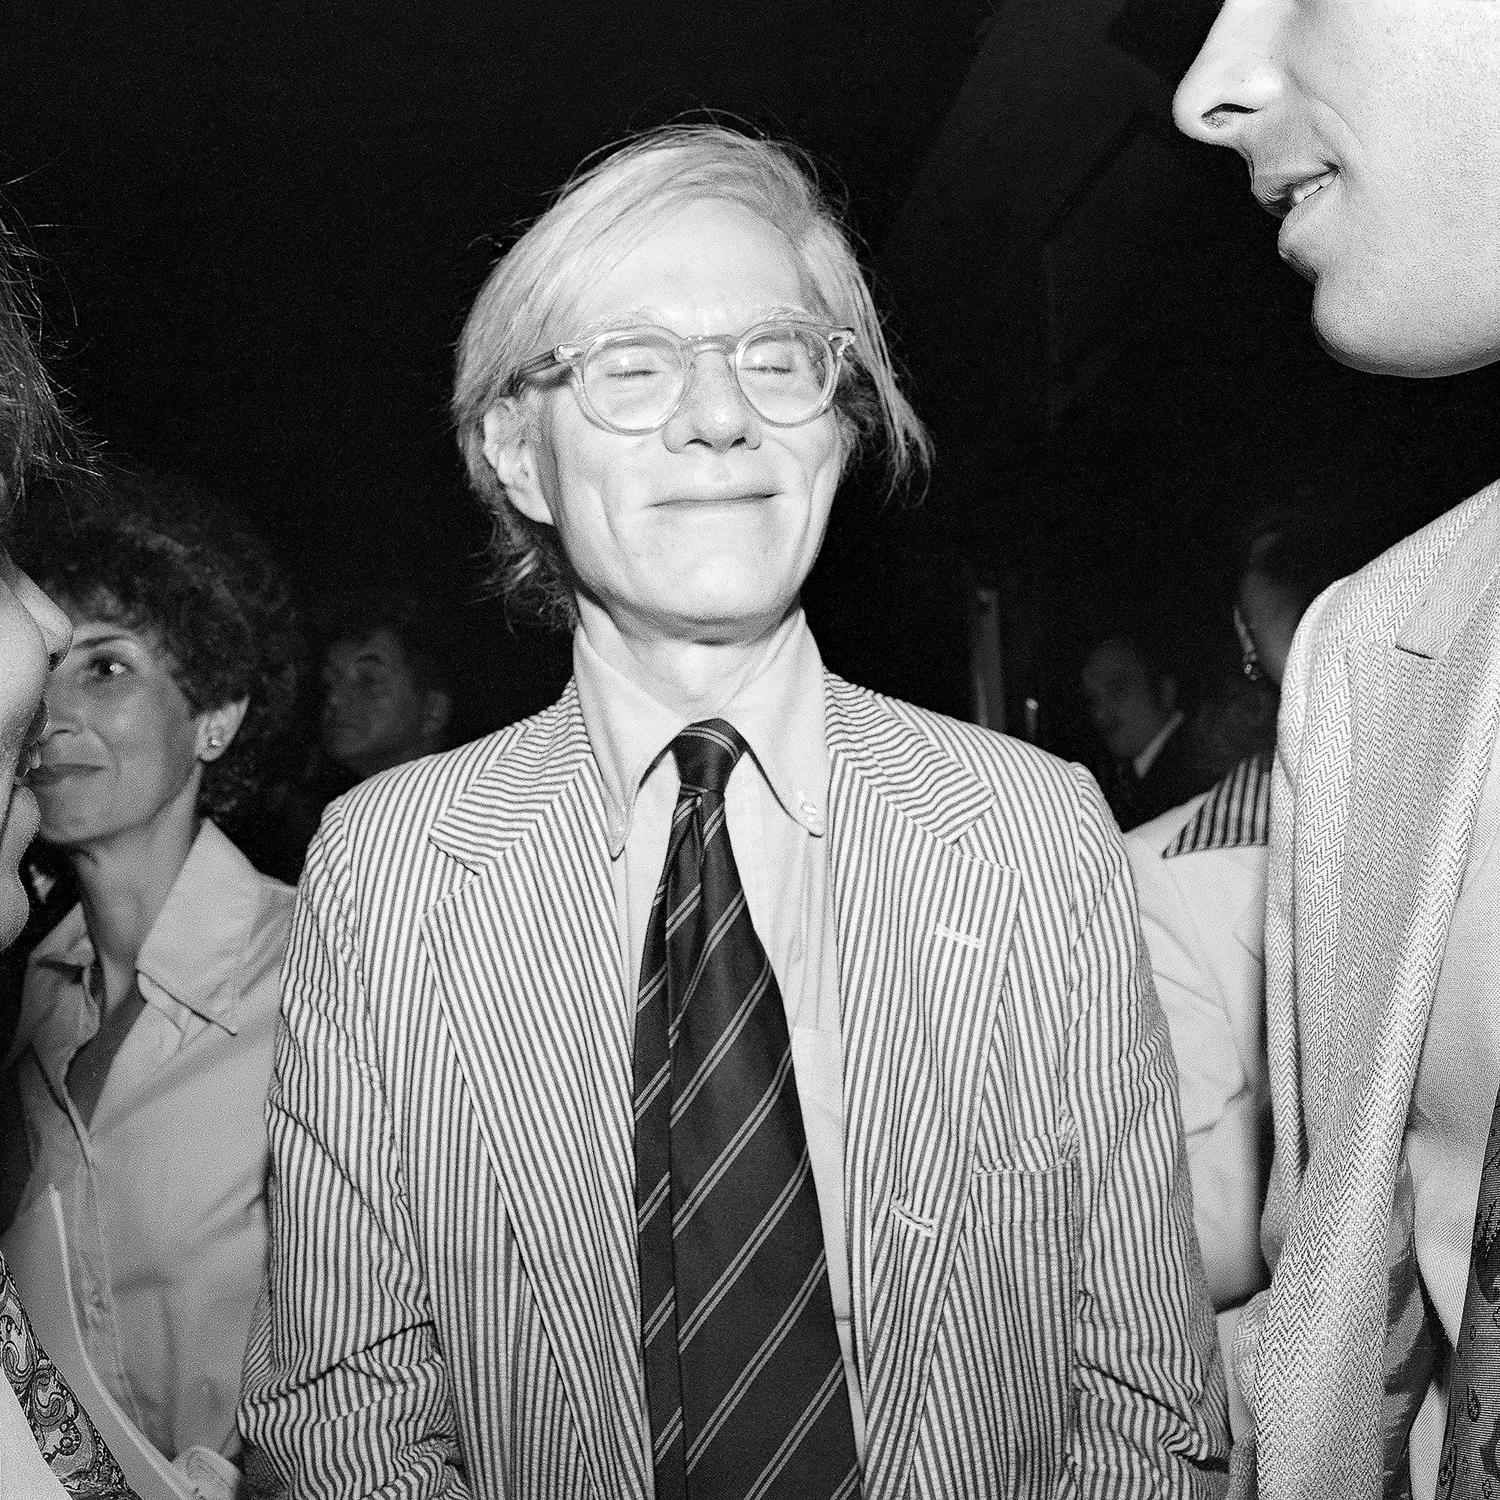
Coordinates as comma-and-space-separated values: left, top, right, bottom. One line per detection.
1397, 479, 1500, 659
573, 612, 830, 855
824, 674, 996, 844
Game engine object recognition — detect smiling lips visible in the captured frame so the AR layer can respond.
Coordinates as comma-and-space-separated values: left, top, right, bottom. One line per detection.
25, 762, 99, 788
1256, 167, 1339, 220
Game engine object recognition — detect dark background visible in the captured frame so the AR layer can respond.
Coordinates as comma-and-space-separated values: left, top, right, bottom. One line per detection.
5, 0, 1500, 765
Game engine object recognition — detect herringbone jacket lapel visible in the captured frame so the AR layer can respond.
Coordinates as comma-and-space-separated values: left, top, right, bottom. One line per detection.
1254, 485, 1500, 1498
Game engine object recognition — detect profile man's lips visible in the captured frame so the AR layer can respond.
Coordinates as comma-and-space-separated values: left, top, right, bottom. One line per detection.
1253, 166, 1339, 220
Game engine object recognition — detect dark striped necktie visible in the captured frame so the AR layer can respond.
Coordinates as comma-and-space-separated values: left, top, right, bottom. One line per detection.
1435, 1083, 1500, 1499
632, 719, 859, 1500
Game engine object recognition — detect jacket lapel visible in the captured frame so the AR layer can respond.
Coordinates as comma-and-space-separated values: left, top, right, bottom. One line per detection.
1265, 494, 1500, 1488
422, 689, 650, 1500
826, 677, 1021, 1496
1323, 499, 1500, 1126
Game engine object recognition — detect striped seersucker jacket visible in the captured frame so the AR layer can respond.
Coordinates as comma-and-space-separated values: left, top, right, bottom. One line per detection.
1231, 482, 1500, 1498
240, 672, 1228, 1499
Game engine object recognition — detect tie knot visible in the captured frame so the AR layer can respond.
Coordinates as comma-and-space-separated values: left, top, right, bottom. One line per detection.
671, 719, 747, 798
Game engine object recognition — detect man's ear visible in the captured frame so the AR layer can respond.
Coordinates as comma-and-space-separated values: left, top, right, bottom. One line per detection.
421, 689, 452, 746
197, 697, 250, 762
482, 402, 553, 527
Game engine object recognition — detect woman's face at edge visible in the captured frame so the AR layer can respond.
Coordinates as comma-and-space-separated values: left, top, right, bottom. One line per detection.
0, 542, 72, 948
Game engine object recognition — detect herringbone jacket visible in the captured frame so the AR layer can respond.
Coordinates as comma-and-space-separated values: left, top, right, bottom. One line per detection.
1231, 482, 1500, 1497
240, 673, 1228, 1498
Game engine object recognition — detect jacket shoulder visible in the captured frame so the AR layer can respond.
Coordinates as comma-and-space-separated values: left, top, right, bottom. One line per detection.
867, 684, 1088, 790
324, 695, 566, 839
1307, 481, 1500, 650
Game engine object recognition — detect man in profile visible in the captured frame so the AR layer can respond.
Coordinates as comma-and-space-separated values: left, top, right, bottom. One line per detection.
1175, 4, 1500, 1495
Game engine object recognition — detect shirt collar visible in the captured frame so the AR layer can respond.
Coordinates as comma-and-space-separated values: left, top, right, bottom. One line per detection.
1133, 709, 1185, 780
23, 821, 266, 1040
573, 609, 829, 858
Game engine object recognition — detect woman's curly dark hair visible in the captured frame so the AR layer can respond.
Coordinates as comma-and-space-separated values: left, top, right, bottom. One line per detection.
18, 468, 305, 829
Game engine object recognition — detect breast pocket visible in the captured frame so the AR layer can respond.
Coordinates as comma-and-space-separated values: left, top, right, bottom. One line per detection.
931, 1157, 1080, 1496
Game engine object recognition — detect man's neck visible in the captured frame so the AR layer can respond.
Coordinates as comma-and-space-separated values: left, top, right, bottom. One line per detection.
574, 601, 804, 720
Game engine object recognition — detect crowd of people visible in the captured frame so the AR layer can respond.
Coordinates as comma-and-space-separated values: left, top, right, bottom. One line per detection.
0, 1, 1497, 1495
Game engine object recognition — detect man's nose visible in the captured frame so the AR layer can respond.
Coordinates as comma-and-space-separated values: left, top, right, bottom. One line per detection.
1173, 0, 1280, 148
666, 350, 761, 454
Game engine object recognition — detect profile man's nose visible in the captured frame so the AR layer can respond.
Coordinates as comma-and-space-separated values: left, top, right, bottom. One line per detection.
1172, 0, 1279, 146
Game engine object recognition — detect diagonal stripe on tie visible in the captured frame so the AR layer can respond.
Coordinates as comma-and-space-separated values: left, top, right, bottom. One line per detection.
631, 718, 858, 1499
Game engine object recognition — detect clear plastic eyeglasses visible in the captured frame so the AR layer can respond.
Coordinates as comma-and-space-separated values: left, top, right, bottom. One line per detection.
508, 320, 856, 435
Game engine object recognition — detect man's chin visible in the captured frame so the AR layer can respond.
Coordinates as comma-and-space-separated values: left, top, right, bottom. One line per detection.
1312, 286, 1498, 380
0, 879, 27, 951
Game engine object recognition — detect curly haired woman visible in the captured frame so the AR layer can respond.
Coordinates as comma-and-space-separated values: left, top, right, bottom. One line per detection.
3, 470, 302, 1493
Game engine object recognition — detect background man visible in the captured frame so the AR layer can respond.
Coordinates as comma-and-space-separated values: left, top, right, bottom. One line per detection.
1081, 633, 1202, 828
1175, 3, 1500, 1496
319, 595, 453, 781
242, 126, 1227, 1497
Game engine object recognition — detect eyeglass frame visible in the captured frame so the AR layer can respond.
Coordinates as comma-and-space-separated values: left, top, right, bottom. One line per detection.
505, 320, 857, 436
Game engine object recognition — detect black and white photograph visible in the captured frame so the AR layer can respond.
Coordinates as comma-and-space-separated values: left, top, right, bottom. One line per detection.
1, 1, 1499, 1495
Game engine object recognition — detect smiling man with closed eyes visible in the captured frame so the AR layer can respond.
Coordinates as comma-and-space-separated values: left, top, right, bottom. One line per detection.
241, 125, 1229, 1500
1175, 4, 1500, 1497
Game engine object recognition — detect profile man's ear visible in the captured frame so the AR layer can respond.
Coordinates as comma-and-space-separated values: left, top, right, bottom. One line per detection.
197, 698, 250, 762
482, 402, 553, 527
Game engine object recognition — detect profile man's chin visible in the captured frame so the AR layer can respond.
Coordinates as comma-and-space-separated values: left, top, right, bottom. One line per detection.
1312, 288, 1499, 380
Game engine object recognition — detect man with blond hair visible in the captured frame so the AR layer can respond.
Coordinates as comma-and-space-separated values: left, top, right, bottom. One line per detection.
243, 126, 1227, 1498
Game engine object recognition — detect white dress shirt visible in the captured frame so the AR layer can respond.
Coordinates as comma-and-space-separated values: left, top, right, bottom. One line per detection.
6, 822, 291, 1465
572, 608, 863, 1452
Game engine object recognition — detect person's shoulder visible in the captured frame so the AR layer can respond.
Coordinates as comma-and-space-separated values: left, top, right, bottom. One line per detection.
327, 693, 571, 838
1123, 791, 1207, 867
1315, 479, 1500, 644
828, 676, 1095, 828
1131, 754, 1272, 863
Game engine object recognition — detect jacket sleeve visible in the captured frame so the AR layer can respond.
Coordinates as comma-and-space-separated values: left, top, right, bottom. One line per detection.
1064, 767, 1231, 1498
238, 806, 471, 1499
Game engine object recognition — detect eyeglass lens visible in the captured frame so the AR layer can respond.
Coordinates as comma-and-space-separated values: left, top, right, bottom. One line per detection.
581, 325, 836, 432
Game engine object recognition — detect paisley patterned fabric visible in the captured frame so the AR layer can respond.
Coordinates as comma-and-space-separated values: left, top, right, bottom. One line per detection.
1436, 1087, 1500, 1499
0, 1251, 136, 1498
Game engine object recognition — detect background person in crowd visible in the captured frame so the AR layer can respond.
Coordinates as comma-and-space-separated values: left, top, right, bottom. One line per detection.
319, 594, 454, 783
1081, 632, 1206, 829
1124, 514, 1351, 1436
0, 472, 301, 1493
245, 593, 455, 883
0, 221, 134, 1499
242, 124, 1228, 1497
1177, 4, 1500, 1496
